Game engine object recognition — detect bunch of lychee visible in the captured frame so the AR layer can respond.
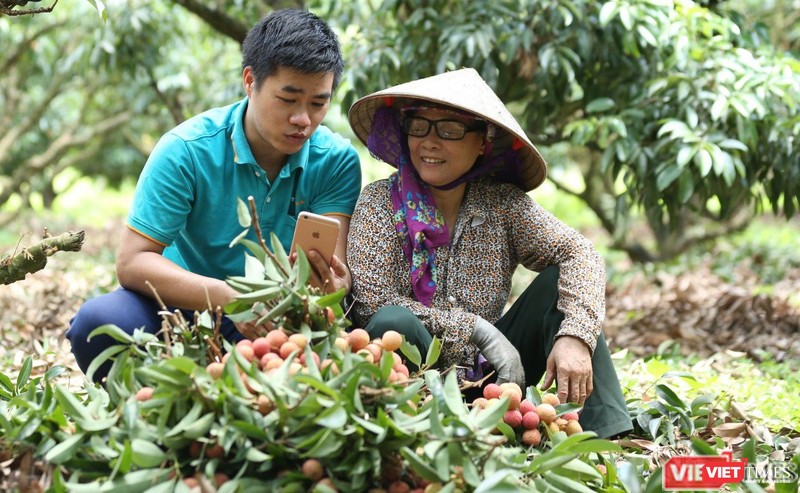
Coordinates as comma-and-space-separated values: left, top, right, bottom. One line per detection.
204, 327, 411, 386
471, 383, 583, 447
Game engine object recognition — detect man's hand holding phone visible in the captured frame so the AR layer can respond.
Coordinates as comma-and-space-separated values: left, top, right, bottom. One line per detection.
289, 212, 351, 295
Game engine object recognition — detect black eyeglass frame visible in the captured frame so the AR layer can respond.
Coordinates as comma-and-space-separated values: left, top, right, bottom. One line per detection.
401, 116, 486, 141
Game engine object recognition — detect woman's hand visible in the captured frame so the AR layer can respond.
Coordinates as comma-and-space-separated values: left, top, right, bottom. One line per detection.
471, 316, 525, 387
540, 336, 593, 405
291, 251, 351, 295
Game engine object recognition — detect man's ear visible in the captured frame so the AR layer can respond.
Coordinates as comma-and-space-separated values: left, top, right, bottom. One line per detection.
242, 66, 255, 95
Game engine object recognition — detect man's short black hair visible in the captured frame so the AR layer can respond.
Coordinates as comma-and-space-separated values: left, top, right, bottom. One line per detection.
241, 9, 344, 91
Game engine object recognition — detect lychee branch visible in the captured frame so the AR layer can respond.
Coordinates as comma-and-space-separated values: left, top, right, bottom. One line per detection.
247, 195, 290, 279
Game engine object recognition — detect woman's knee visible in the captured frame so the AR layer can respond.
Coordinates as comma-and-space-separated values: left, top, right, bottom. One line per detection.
364, 306, 429, 346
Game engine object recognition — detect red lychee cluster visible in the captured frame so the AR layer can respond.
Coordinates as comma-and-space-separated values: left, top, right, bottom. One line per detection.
471, 384, 583, 447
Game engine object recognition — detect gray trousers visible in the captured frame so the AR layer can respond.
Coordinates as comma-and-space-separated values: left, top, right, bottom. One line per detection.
362, 265, 632, 439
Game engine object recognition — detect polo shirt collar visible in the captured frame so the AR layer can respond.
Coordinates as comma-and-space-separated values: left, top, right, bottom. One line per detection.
231, 97, 309, 177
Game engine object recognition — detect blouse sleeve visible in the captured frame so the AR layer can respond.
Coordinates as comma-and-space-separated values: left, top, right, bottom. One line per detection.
347, 180, 477, 370
507, 187, 606, 352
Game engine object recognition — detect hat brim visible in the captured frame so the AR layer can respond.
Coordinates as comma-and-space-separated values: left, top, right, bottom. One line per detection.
347, 69, 547, 192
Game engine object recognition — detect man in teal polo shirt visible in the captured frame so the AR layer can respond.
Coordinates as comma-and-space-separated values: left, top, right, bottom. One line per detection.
67, 9, 361, 381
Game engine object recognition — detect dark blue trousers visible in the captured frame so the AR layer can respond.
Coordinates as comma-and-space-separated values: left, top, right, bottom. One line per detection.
67, 288, 244, 382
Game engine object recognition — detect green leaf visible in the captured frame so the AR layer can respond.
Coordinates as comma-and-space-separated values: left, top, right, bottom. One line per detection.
88, 324, 136, 344
84, 0, 107, 21
598, 2, 618, 27
655, 384, 686, 409
245, 447, 272, 463
676, 145, 697, 168
270, 232, 291, 273
718, 138, 748, 152
400, 446, 445, 482
228, 228, 250, 248
656, 165, 682, 191
544, 470, 598, 493
44, 433, 86, 464
16, 356, 32, 391
239, 239, 267, 263
585, 97, 615, 113
302, 429, 343, 459
234, 285, 283, 302
74, 414, 118, 433
316, 288, 347, 307
86, 344, 128, 382
295, 247, 311, 289
130, 439, 166, 468
237, 197, 252, 227
55, 386, 92, 422
474, 470, 520, 493
0, 372, 14, 395
316, 404, 348, 429
690, 436, 718, 455
694, 148, 713, 177
400, 340, 421, 368
475, 397, 508, 431
425, 337, 442, 367
568, 438, 623, 454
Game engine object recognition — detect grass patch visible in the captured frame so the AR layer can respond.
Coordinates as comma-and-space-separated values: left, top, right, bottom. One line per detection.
616, 348, 800, 431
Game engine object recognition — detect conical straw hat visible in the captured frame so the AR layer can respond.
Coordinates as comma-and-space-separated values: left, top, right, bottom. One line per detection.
348, 68, 547, 191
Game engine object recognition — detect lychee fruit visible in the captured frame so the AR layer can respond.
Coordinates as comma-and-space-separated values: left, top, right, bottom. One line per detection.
565, 420, 583, 436
519, 399, 536, 415
522, 411, 540, 430
381, 330, 403, 352
135, 386, 154, 402
503, 409, 523, 428
206, 362, 224, 379
536, 403, 557, 424
483, 383, 502, 400
541, 393, 560, 406
265, 330, 288, 351
521, 428, 542, 447
251, 337, 271, 359
348, 328, 370, 351
302, 458, 324, 481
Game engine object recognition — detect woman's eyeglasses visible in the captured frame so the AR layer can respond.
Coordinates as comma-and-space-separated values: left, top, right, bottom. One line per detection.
402, 116, 485, 140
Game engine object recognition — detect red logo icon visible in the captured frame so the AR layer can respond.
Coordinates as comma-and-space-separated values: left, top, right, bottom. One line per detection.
663, 450, 747, 490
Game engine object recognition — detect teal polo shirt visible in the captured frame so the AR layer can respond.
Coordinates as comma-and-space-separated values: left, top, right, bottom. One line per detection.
127, 98, 362, 280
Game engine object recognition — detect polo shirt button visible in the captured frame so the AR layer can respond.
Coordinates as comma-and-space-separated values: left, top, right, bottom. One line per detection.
447, 295, 456, 303
255, 171, 261, 177
266, 197, 271, 203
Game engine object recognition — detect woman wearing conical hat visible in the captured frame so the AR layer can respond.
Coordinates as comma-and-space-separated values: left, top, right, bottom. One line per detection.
347, 68, 631, 438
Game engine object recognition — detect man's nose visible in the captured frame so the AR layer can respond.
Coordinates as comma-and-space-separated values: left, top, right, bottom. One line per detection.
290, 110, 311, 127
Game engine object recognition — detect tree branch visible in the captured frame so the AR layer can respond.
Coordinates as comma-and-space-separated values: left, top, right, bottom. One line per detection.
0, 110, 133, 206
169, 0, 250, 44
0, 67, 70, 160
0, 230, 85, 285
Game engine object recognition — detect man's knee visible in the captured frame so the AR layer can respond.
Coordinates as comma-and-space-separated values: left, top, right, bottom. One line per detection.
67, 296, 110, 344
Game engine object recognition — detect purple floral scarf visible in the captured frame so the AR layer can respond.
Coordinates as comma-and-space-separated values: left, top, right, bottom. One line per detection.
389, 163, 449, 306
368, 106, 450, 306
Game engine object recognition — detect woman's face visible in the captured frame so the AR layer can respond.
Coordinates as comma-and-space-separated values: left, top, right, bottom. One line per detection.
406, 108, 485, 188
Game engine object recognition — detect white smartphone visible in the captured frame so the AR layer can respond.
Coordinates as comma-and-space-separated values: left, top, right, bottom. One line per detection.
290, 212, 340, 264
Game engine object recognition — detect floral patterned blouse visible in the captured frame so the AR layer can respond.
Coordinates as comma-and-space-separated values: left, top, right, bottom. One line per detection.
347, 177, 606, 374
